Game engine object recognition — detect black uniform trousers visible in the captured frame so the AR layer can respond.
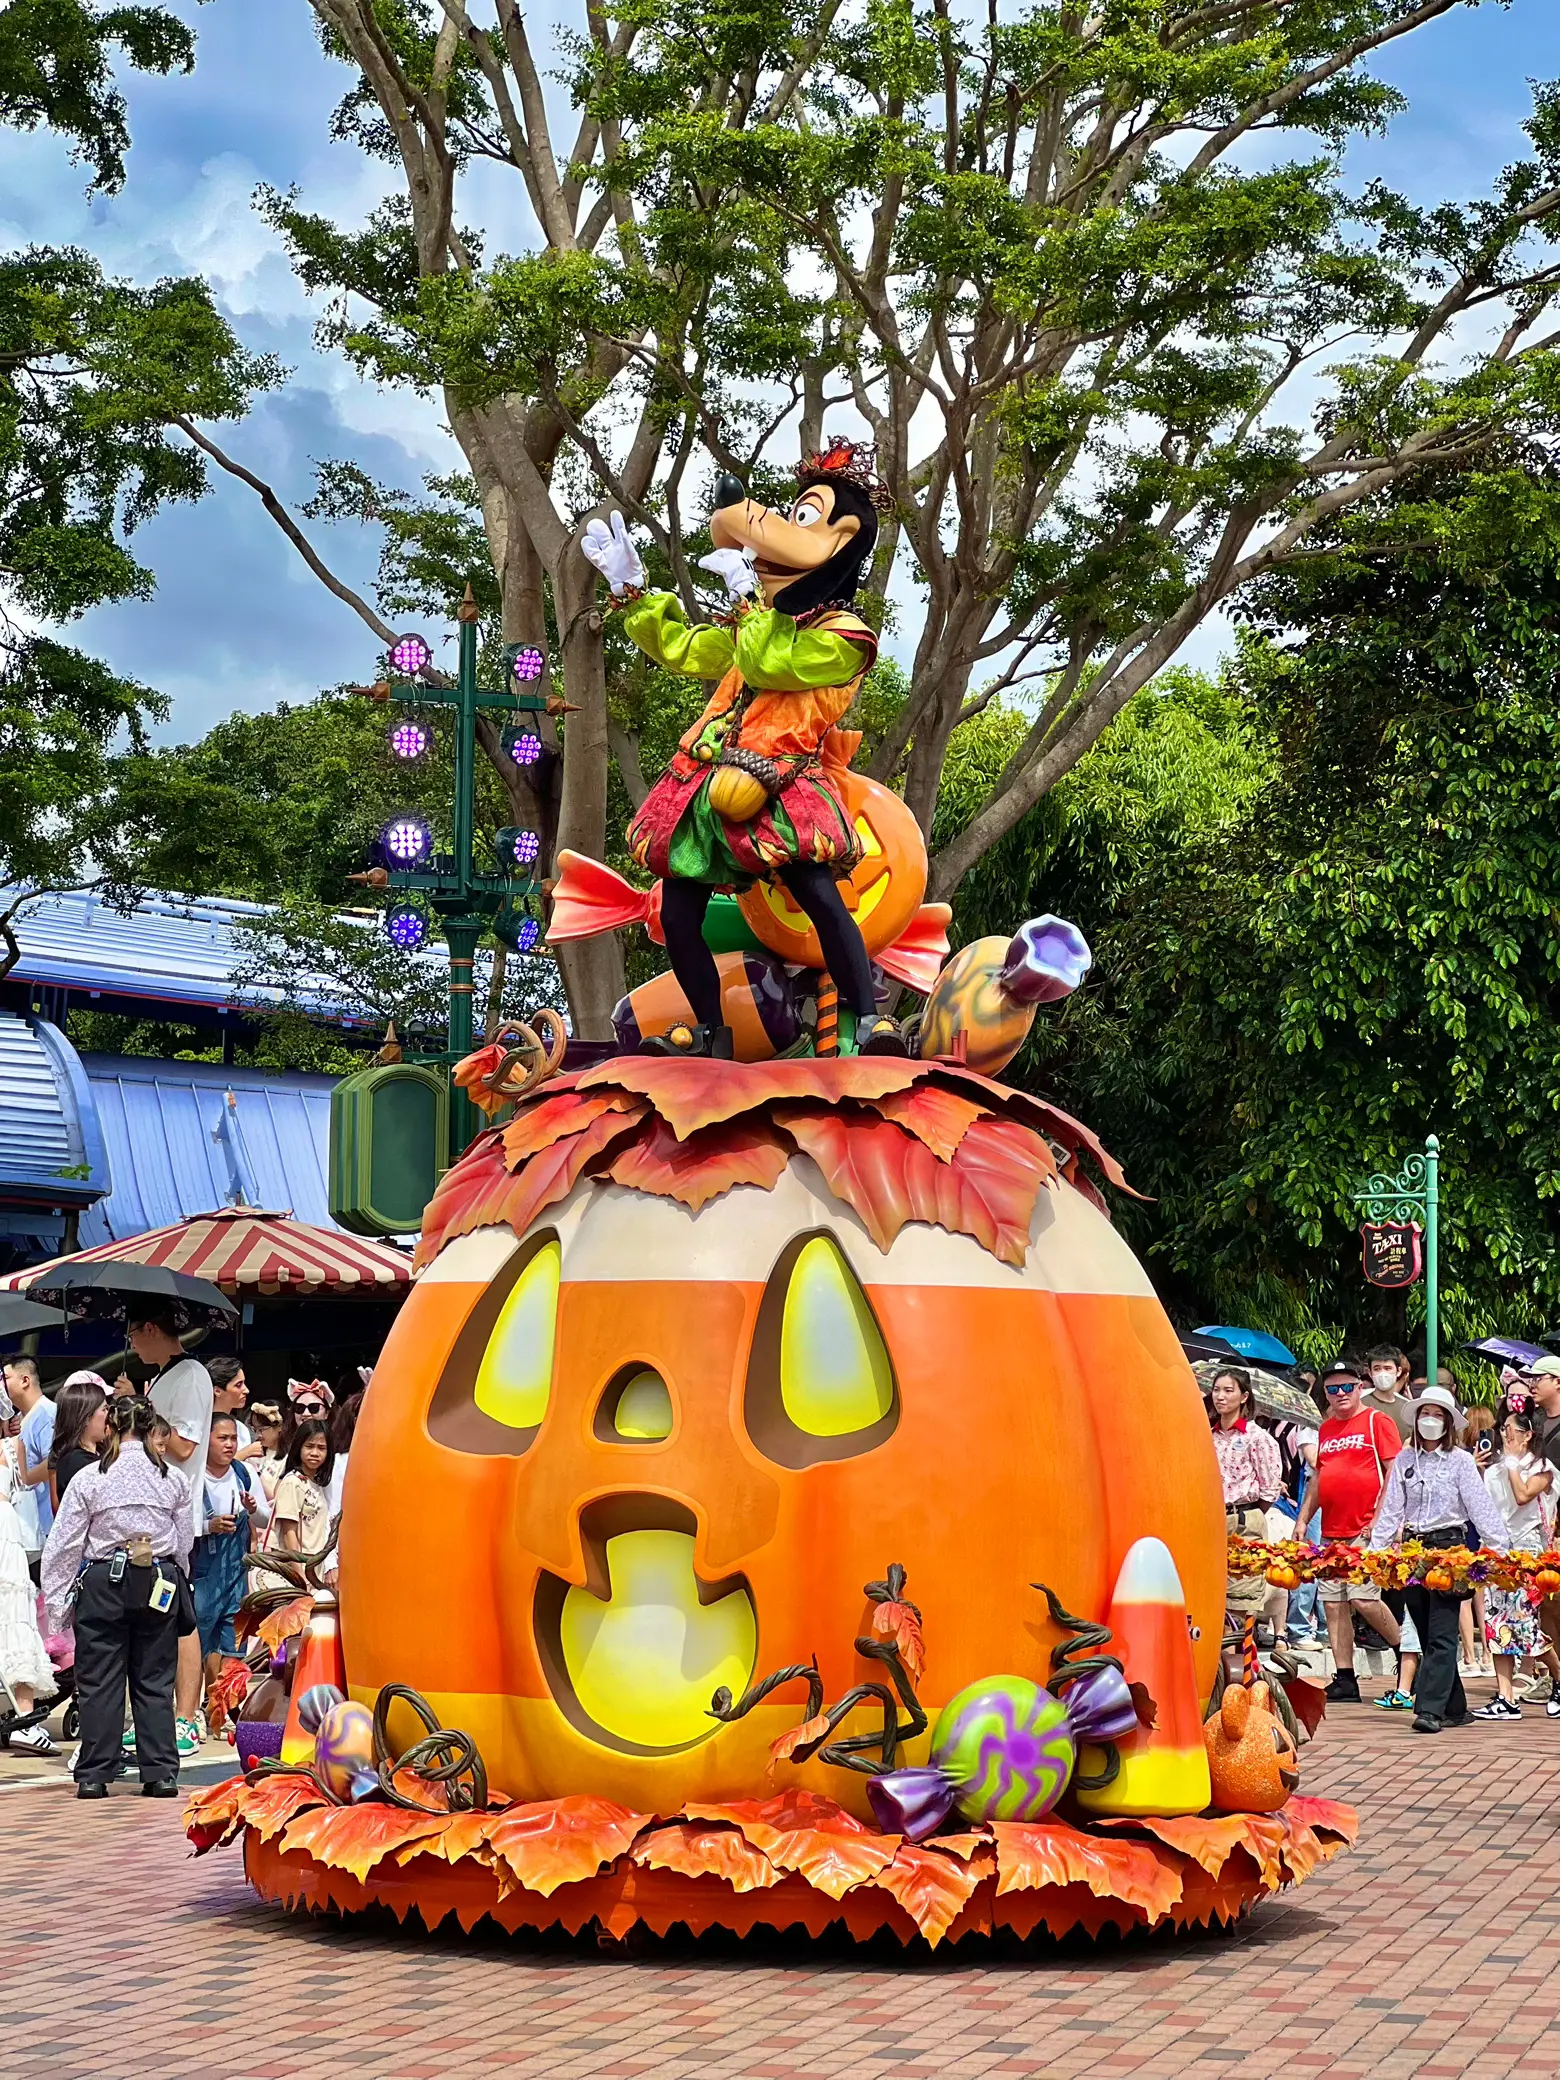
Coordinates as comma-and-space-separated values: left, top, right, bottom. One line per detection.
73, 1558, 180, 1785
1402, 1582, 1468, 1725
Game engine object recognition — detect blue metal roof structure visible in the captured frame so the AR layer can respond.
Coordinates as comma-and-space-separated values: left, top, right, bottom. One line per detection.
2, 887, 383, 1029
78, 1052, 338, 1245
0, 1011, 112, 1242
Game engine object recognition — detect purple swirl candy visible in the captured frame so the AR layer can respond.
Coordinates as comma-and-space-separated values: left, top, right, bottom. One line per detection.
930, 1677, 1076, 1824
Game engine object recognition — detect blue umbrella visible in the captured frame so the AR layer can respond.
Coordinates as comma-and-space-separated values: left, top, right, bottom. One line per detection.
1194, 1324, 1298, 1368
1463, 1336, 1548, 1371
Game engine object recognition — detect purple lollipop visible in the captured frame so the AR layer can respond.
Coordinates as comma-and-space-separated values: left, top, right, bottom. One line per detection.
998, 916, 1092, 1005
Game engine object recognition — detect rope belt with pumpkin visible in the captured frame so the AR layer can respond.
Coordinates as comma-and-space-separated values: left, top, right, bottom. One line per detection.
1230, 1535, 1560, 1597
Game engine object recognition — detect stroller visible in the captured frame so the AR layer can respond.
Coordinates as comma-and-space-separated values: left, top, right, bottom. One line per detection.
0, 1586, 78, 1750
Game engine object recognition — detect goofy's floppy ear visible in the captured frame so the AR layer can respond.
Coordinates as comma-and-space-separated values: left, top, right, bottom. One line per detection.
1220, 1685, 1252, 1739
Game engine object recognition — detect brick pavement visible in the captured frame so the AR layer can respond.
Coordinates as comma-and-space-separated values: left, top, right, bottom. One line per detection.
6, 1685, 1560, 2080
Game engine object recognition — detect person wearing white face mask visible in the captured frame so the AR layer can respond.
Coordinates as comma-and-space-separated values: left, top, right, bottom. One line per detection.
1369, 1385, 1510, 1733
1363, 1345, 1415, 1444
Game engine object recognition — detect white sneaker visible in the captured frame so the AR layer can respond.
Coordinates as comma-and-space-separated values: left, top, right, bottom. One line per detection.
8, 1723, 57, 1755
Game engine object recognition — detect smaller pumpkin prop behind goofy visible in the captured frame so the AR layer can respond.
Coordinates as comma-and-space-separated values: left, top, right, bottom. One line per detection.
581, 440, 905, 1058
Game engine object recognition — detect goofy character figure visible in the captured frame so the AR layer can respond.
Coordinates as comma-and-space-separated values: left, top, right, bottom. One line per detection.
582, 438, 906, 1058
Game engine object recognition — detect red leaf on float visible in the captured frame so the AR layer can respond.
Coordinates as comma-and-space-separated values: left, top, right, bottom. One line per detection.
234, 1772, 327, 1843
991, 1821, 1183, 1919
874, 903, 952, 996
1277, 1802, 1358, 1884
775, 1105, 1051, 1267
502, 1088, 642, 1165
429, 1102, 648, 1261
183, 1776, 246, 1852
685, 1789, 899, 1899
766, 1710, 832, 1779
255, 1596, 312, 1656
927, 1067, 1135, 1196
484, 1796, 647, 1898
421, 1808, 500, 1867
1280, 1676, 1328, 1739
415, 1130, 511, 1266
632, 1821, 781, 1892
280, 1803, 450, 1883
870, 1083, 986, 1163
202, 1656, 252, 1735
578, 1054, 926, 1139
606, 1114, 793, 1213
873, 1841, 993, 1947
871, 1600, 926, 1683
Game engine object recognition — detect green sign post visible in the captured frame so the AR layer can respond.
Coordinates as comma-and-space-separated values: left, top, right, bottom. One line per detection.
376, 588, 547, 1162
1353, 1135, 1441, 1384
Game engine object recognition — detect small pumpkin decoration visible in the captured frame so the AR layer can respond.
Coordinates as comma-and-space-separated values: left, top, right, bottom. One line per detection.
1424, 1566, 1455, 1593
1265, 1563, 1299, 1590
339, 1058, 1223, 1822
737, 763, 927, 969
1203, 1679, 1299, 1814
1534, 1567, 1560, 1596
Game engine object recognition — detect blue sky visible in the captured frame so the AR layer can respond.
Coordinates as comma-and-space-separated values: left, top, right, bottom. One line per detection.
2, 0, 1558, 744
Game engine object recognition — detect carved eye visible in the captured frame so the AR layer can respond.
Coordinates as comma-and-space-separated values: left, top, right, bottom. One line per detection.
427, 1233, 560, 1454
595, 1366, 674, 1442
745, 1233, 899, 1467
1271, 1725, 1289, 1755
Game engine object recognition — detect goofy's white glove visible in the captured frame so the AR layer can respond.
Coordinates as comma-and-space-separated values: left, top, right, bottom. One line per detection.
696, 546, 759, 602
581, 511, 647, 596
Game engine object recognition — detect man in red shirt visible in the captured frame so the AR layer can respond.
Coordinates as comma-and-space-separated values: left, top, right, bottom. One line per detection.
1296, 1356, 1403, 1702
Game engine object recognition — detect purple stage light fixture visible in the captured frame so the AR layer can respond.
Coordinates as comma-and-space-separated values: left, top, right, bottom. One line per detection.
495, 826, 541, 872
502, 724, 543, 767
383, 817, 433, 865
389, 718, 429, 761
390, 632, 433, 678
511, 644, 545, 684
385, 905, 428, 952
516, 917, 541, 952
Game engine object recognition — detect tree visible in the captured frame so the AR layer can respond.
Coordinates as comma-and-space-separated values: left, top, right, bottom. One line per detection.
1011, 461, 1560, 1366
0, 6, 271, 976
183, 2, 1560, 1046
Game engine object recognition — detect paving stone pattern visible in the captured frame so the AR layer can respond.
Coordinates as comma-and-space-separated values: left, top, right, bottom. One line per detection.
6, 1686, 1560, 2080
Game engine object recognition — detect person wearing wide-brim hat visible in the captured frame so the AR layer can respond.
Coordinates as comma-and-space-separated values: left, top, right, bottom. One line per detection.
1369, 1384, 1510, 1732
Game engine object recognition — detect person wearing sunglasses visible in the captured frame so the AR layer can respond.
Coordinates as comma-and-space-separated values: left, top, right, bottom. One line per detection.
1295, 1357, 1403, 1703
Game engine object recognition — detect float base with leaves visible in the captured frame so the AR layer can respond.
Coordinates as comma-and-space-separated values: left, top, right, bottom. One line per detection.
186, 1778, 1356, 1949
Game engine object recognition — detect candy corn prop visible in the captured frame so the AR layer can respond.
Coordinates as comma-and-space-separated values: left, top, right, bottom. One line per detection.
1074, 1538, 1211, 1818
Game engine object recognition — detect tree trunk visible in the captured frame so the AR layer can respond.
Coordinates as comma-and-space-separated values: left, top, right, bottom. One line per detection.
550, 535, 625, 1035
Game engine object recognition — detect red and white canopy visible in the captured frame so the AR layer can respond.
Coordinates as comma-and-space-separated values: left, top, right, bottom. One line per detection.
0, 1207, 413, 1299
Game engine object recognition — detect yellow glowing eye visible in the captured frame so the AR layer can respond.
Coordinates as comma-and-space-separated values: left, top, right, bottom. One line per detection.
613, 1369, 673, 1440
473, 1238, 559, 1429
779, 1235, 894, 1436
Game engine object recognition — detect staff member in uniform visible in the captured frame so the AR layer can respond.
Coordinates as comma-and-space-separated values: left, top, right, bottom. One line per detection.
1369, 1383, 1510, 1734
41, 1396, 192, 1798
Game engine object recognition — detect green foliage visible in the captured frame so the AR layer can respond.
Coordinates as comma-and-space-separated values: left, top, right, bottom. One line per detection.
0, 0, 194, 193
973, 466, 1560, 1370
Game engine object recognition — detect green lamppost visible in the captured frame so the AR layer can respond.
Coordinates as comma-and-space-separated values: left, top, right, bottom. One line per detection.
1353, 1135, 1441, 1384
375, 588, 549, 1161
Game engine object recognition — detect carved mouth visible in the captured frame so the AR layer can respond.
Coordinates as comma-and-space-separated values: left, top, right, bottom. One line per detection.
533, 1498, 757, 1755
1279, 1765, 1300, 1792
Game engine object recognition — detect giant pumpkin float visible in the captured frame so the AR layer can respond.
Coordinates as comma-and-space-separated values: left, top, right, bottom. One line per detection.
189, 1050, 1356, 1947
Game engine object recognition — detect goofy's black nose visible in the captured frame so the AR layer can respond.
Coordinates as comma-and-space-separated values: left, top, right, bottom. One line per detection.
711, 471, 746, 513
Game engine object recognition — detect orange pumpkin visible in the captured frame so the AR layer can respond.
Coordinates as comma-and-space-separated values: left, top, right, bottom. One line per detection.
1203, 1680, 1298, 1814
737, 768, 927, 969
1265, 1564, 1299, 1591
338, 1059, 1223, 1823
1534, 1568, 1560, 1596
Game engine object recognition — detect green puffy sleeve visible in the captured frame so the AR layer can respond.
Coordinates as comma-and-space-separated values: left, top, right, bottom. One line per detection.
621, 591, 736, 680
733, 608, 870, 691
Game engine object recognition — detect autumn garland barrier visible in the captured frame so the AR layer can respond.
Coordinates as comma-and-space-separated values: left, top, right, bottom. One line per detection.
1229, 1537, 1560, 1598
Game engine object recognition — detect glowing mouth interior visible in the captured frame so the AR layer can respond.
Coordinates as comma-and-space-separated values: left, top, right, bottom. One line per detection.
558, 1530, 757, 1751
759, 816, 886, 937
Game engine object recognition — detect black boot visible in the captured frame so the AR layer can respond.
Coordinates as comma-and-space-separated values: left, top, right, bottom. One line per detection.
638, 1022, 734, 1059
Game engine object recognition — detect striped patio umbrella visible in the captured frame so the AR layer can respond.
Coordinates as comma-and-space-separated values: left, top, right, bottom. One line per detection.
0, 1206, 413, 1299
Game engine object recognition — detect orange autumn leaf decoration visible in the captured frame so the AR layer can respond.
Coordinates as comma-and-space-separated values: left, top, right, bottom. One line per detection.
766, 1710, 832, 1781
184, 1775, 247, 1853
280, 1803, 450, 1884
871, 1082, 984, 1162
233, 1772, 326, 1844
201, 1656, 252, 1736
255, 1595, 313, 1656
873, 1841, 994, 1947
484, 1795, 646, 1898
606, 1115, 792, 1212
991, 1821, 1183, 1920
872, 1599, 926, 1683
632, 1821, 781, 1893
686, 1790, 899, 1900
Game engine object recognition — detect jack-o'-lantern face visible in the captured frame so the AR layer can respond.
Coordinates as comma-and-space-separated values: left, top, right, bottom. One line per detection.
1204, 1681, 1298, 1814
737, 769, 927, 968
339, 1077, 1223, 1820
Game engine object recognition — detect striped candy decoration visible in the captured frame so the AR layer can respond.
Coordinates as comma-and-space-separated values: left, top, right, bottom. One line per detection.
929, 1676, 1076, 1823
